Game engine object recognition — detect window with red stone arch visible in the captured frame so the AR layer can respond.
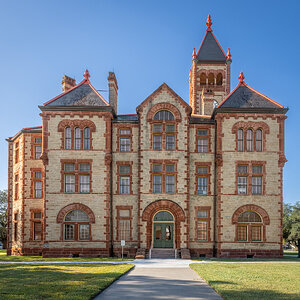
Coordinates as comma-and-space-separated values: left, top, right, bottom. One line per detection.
57, 119, 96, 150
56, 203, 95, 242
116, 206, 133, 242
232, 121, 270, 152
116, 161, 133, 195
146, 103, 182, 152
232, 204, 270, 243
194, 206, 211, 242
195, 162, 212, 195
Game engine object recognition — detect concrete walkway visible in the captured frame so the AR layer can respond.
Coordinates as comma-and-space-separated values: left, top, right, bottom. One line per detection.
94, 262, 223, 300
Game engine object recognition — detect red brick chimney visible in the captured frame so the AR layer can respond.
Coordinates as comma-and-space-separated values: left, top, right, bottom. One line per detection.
107, 72, 118, 114
62, 75, 76, 92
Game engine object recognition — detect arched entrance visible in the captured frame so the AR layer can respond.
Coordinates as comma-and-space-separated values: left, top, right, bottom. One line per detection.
153, 211, 174, 248
142, 200, 185, 249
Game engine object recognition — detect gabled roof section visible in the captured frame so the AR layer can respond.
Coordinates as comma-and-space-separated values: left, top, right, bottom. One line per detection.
218, 72, 284, 109
196, 15, 227, 63
43, 70, 109, 107
136, 82, 191, 114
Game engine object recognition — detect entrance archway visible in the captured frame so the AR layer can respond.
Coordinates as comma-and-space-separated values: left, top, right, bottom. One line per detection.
153, 211, 174, 248
142, 200, 185, 249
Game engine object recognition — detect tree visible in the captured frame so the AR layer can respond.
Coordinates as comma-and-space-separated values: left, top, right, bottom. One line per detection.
0, 190, 8, 249
283, 203, 293, 241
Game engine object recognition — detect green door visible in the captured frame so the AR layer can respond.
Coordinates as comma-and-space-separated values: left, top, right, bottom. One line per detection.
153, 223, 174, 248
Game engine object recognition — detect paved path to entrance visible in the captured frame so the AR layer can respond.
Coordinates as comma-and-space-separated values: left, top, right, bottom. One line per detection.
94, 260, 223, 300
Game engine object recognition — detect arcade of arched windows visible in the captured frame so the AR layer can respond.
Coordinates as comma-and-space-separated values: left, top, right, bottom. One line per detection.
199, 71, 224, 86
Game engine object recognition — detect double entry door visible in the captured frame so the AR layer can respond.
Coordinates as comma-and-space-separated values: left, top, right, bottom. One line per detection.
153, 222, 174, 248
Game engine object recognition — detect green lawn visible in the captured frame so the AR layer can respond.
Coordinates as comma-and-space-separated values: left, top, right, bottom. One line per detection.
0, 255, 133, 262
0, 249, 6, 254
191, 262, 300, 300
0, 263, 133, 299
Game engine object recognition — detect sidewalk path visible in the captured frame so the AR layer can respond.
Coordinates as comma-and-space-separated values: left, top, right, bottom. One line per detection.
94, 266, 223, 300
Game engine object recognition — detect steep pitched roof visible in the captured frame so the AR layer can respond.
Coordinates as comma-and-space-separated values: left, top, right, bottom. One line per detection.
218, 72, 284, 109
43, 70, 109, 107
196, 15, 227, 62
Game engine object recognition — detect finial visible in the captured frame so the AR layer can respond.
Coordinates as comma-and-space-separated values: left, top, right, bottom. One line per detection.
84, 69, 90, 81
192, 47, 197, 59
227, 48, 232, 60
238, 72, 245, 83
206, 15, 212, 32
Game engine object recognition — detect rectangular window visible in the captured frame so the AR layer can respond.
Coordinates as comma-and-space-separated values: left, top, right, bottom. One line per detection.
35, 138, 42, 144
197, 130, 208, 135
153, 175, 162, 193
251, 226, 262, 241
197, 166, 208, 174
153, 135, 162, 150
34, 181, 42, 198
64, 163, 75, 171
79, 175, 90, 193
15, 174, 19, 200
34, 145, 42, 159
33, 222, 42, 241
153, 164, 162, 173
120, 129, 131, 135
120, 137, 130, 152
166, 164, 175, 173
34, 212, 42, 219
252, 165, 262, 174
14, 222, 18, 241
64, 224, 75, 240
79, 164, 90, 172
252, 176, 262, 195
197, 138, 208, 153
79, 224, 89, 240
166, 175, 175, 193
197, 210, 208, 218
166, 124, 175, 132
15, 149, 19, 164
197, 221, 208, 241
166, 135, 175, 150
119, 219, 130, 240
35, 171, 42, 179
237, 225, 247, 241
237, 177, 248, 194
197, 177, 208, 195
120, 165, 130, 174
237, 165, 248, 173
120, 176, 130, 194
65, 175, 75, 193
153, 124, 162, 132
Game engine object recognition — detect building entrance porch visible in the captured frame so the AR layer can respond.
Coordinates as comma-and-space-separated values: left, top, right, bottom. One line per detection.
153, 211, 174, 248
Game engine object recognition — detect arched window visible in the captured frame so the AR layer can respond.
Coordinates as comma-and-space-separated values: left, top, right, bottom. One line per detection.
153, 110, 174, 121
64, 210, 90, 241
153, 110, 175, 151
237, 211, 262, 242
208, 73, 214, 85
256, 129, 262, 152
74, 127, 81, 150
216, 73, 223, 85
65, 127, 71, 150
154, 211, 174, 221
237, 129, 244, 151
200, 73, 206, 85
246, 129, 253, 152
84, 127, 90, 150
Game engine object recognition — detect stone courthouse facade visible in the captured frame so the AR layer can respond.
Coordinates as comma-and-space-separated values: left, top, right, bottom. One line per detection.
6, 16, 288, 258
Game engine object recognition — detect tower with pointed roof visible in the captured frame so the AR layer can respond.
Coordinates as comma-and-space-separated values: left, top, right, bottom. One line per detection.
190, 15, 232, 115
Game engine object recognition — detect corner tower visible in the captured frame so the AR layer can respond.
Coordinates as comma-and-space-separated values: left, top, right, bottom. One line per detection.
190, 15, 232, 115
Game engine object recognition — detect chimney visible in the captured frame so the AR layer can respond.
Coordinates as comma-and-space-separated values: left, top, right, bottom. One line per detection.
62, 75, 76, 92
107, 72, 118, 114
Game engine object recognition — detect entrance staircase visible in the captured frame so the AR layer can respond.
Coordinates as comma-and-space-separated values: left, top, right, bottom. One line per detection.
135, 248, 191, 259
150, 248, 177, 259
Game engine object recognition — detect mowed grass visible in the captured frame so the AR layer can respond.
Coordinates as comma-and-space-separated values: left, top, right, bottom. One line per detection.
0, 255, 133, 262
0, 263, 133, 299
0, 249, 6, 254
190, 262, 300, 300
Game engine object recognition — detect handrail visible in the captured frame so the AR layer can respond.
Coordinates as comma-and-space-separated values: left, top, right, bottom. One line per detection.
149, 240, 153, 259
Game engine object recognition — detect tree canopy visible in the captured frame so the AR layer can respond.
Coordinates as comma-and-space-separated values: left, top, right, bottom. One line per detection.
0, 190, 8, 247
283, 202, 300, 247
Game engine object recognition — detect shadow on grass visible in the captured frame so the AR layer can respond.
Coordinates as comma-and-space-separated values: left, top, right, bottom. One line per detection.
0, 264, 133, 300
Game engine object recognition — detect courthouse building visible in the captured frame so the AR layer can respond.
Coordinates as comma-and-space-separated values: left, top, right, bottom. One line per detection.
6, 16, 288, 258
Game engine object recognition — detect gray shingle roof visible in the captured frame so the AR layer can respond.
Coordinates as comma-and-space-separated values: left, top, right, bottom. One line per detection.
219, 85, 282, 109
45, 83, 108, 107
196, 32, 226, 62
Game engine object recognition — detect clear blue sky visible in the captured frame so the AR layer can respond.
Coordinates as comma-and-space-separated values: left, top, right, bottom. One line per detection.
0, 0, 299, 204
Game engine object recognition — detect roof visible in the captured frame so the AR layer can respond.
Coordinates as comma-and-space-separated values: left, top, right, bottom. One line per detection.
218, 73, 284, 109
195, 15, 227, 63
7, 126, 42, 142
43, 70, 109, 107
115, 114, 139, 121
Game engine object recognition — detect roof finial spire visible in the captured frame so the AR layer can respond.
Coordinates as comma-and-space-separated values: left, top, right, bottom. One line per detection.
227, 48, 232, 60
192, 47, 197, 59
238, 72, 245, 83
84, 69, 90, 81
206, 15, 213, 32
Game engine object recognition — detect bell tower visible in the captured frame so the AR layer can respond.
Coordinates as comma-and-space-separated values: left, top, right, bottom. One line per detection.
189, 15, 232, 115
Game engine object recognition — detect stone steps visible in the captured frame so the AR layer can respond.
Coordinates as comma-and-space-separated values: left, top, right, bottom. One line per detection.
150, 248, 176, 259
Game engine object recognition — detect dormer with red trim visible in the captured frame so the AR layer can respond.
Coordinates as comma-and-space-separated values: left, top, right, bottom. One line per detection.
190, 15, 232, 116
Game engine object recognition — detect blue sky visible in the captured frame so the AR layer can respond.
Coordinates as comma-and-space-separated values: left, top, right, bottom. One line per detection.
0, 0, 299, 204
